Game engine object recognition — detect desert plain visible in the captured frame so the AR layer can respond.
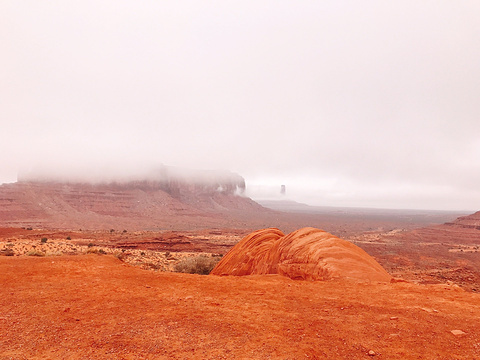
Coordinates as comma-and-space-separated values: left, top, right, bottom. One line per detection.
1, 179, 480, 359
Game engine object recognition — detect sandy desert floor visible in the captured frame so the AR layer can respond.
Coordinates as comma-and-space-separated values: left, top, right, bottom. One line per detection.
0, 228, 242, 272
1, 224, 480, 359
1, 254, 479, 359
3, 225, 479, 292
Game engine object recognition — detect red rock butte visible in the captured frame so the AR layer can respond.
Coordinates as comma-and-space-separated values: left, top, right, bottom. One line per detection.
211, 227, 391, 282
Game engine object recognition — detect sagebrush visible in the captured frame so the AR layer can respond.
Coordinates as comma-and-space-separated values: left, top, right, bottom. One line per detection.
174, 255, 221, 275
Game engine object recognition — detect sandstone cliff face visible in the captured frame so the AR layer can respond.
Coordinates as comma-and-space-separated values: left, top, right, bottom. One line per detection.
211, 227, 391, 282
0, 168, 263, 230
445, 211, 480, 230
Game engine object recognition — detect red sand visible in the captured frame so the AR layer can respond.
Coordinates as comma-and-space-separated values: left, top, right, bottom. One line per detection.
1, 254, 480, 359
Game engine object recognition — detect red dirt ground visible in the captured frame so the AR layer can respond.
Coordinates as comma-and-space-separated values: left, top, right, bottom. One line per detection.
1, 206, 480, 359
349, 213, 480, 292
2, 179, 479, 358
2, 254, 480, 360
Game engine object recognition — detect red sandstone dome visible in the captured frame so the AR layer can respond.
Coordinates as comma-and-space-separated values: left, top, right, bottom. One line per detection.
211, 227, 391, 282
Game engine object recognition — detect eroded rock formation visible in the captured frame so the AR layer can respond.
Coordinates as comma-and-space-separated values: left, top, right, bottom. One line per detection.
445, 211, 480, 230
211, 227, 391, 282
0, 167, 264, 229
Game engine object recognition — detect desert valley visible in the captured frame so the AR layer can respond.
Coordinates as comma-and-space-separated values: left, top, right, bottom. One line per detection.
1, 170, 480, 359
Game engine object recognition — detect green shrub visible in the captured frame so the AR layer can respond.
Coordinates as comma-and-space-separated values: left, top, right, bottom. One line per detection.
174, 255, 221, 275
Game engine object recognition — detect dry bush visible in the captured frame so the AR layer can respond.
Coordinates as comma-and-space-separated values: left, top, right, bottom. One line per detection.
26, 250, 46, 257
145, 262, 163, 271
174, 255, 221, 275
86, 248, 107, 255
115, 252, 127, 261
0, 249, 15, 256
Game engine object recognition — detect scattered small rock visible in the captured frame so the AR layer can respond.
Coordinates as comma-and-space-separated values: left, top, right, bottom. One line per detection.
390, 316, 398, 320
451, 330, 466, 336
368, 350, 376, 356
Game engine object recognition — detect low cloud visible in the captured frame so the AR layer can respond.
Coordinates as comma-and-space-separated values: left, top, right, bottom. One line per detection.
1, 1, 479, 210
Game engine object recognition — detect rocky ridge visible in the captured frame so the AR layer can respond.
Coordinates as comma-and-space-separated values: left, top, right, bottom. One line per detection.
445, 210, 480, 229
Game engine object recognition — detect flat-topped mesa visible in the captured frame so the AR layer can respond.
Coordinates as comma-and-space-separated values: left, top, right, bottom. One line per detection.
211, 227, 391, 282
18, 165, 246, 196
1, 165, 262, 229
152, 166, 246, 197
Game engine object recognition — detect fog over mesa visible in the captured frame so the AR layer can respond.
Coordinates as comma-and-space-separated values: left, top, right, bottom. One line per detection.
1, 1, 480, 211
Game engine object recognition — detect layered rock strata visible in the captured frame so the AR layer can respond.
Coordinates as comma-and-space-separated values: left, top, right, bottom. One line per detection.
211, 227, 391, 282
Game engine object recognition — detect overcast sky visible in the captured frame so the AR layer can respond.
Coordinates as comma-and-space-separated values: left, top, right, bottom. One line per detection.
1, 1, 480, 211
